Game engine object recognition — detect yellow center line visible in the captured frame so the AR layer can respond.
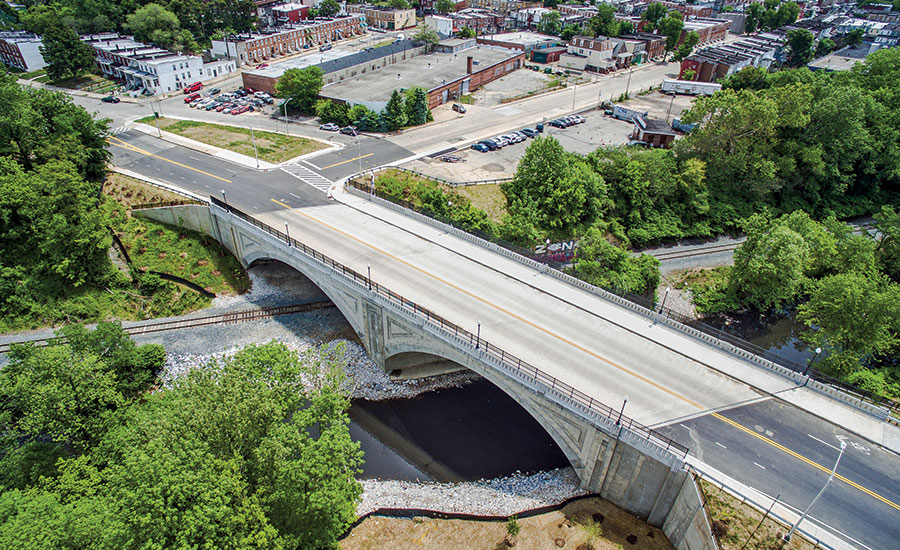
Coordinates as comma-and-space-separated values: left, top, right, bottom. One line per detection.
319, 153, 373, 170
107, 135, 232, 183
269, 198, 702, 408
712, 413, 900, 512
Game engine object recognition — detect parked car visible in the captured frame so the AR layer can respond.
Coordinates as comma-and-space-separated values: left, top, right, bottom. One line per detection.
234, 89, 248, 97
471, 143, 490, 152
254, 91, 271, 99
184, 81, 203, 94
452, 103, 466, 113
340, 125, 358, 136
204, 102, 218, 111
535, 123, 544, 132
260, 96, 274, 104
520, 127, 538, 138
492, 136, 510, 147
548, 119, 567, 128
256, 63, 269, 69
101, 95, 120, 103
207, 87, 221, 95
216, 103, 231, 112
477, 140, 499, 151
184, 93, 201, 103
320, 43, 333, 52
571, 114, 586, 124
319, 123, 340, 131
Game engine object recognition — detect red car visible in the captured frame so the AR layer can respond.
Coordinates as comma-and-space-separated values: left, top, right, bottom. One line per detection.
255, 63, 268, 69
183, 82, 203, 94
184, 93, 201, 103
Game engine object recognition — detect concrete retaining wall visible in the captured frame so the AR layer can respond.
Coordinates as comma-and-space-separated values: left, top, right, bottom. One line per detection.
663, 475, 719, 550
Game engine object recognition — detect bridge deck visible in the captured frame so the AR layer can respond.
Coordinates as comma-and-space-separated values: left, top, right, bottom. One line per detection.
260, 196, 798, 427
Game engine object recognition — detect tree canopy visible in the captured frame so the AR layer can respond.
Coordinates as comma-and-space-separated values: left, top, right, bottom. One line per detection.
275, 66, 324, 113
0, 339, 363, 549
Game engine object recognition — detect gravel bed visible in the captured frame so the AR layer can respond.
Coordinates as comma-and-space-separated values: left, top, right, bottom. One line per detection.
357, 468, 587, 517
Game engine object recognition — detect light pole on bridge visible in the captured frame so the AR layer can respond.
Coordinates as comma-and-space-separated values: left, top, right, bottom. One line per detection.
783, 441, 846, 543
367, 263, 371, 291
616, 395, 629, 425
476, 322, 481, 349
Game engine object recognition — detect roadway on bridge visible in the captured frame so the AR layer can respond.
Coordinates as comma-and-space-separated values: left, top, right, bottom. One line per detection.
111, 124, 899, 550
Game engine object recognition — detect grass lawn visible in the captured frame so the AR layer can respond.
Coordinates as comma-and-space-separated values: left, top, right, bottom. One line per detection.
454, 183, 508, 223
700, 479, 820, 549
137, 117, 326, 163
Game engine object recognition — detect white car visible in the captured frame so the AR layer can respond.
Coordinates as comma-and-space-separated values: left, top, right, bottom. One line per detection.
254, 91, 271, 99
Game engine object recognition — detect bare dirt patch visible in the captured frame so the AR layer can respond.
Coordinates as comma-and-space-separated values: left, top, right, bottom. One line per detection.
103, 172, 188, 211
341, 497, 672, 550
454, 184, 508, 224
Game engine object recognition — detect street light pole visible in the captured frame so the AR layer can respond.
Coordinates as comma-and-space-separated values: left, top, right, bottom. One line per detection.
783, 441, 847, 542
476, 322, 481, 349
356, 135, 363, 174
625, 65, 633, 98
616, 396, 629, 425
659, 286, 671, 313
665, 92, 676, 123
285, 222, 291, 245
283, 100, 290, 135
221, 189, 227, 205
367, 263, 371, 290
572, 80, 577, 109
803, 347, 823, 376
250, 127, 260, 168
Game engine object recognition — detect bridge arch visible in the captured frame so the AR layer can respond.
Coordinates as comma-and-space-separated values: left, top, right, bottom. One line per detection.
383, 341, 595, 480
241, 250, 369, 349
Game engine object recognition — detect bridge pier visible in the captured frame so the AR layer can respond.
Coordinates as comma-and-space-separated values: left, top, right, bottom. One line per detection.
136, 203, 695, 530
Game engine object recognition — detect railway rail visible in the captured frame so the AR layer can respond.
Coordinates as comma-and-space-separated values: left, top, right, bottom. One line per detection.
0, 300, 335, 354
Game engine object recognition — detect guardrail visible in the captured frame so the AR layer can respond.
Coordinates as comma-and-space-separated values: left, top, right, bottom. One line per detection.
210, 195, 689, 460
131, 199, 205, 210
341, 182, 897, 420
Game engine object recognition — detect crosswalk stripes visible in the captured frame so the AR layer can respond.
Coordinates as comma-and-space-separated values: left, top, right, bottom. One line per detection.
280, 163, 333, 193
110, 126, 130, 135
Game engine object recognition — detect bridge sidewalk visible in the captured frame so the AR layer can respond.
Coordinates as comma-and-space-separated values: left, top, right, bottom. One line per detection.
332, 188, 900, 456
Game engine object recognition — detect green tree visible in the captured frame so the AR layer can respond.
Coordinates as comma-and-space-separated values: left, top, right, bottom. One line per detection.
319, 0, 341, 17
379, 89, 407, 131
560, 24, 581, 41
275, 66, 323, 113
731, 214, 809, 309
786, 28, 815, 66
846, 28, 865, 46
745, 3, 762, 33
315, 98, 351, 126
815, 37, 835, 57
588, 4, 619, 37
674, 30, 699, 62
874, 205, 900, 281
573, 227, 661, 296
390, 0, 411, 8
1, 342, 124, 451
658, 12, 684, 54
403, 86, 430, 126
641, 3, 668, 32
720, 66, 770, 91
537, 11, 562, 36
435, 0, 457, 14
126, 3, 181, 49
413, 25, 440, 44
504, 136, 605, 236
39, 24, 94, 81
457, 26, 475, 38
798, 273, 900, 357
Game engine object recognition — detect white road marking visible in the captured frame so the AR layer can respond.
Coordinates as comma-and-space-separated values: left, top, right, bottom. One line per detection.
715, 442, 727, 449
808, 434, 840, 451
224, 168, 238, 174
753, 462, 766, 470
188, 156, 202, 161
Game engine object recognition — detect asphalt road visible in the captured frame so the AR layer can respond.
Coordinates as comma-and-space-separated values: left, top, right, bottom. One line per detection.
108, 130, 329, 212
658, 400, 900, 550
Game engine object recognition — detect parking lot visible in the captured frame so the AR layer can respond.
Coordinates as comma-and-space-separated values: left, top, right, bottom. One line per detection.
402, 90, 698, 182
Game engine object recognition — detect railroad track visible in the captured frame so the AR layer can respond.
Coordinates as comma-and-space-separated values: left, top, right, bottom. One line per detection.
648, 221, 877, 263
0, 300, 335, 354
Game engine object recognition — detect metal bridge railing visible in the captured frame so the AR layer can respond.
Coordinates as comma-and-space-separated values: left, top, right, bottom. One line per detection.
210, 196, 689, 460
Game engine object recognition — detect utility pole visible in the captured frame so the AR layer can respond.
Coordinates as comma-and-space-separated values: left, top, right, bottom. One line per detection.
625, 65, 633, 98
